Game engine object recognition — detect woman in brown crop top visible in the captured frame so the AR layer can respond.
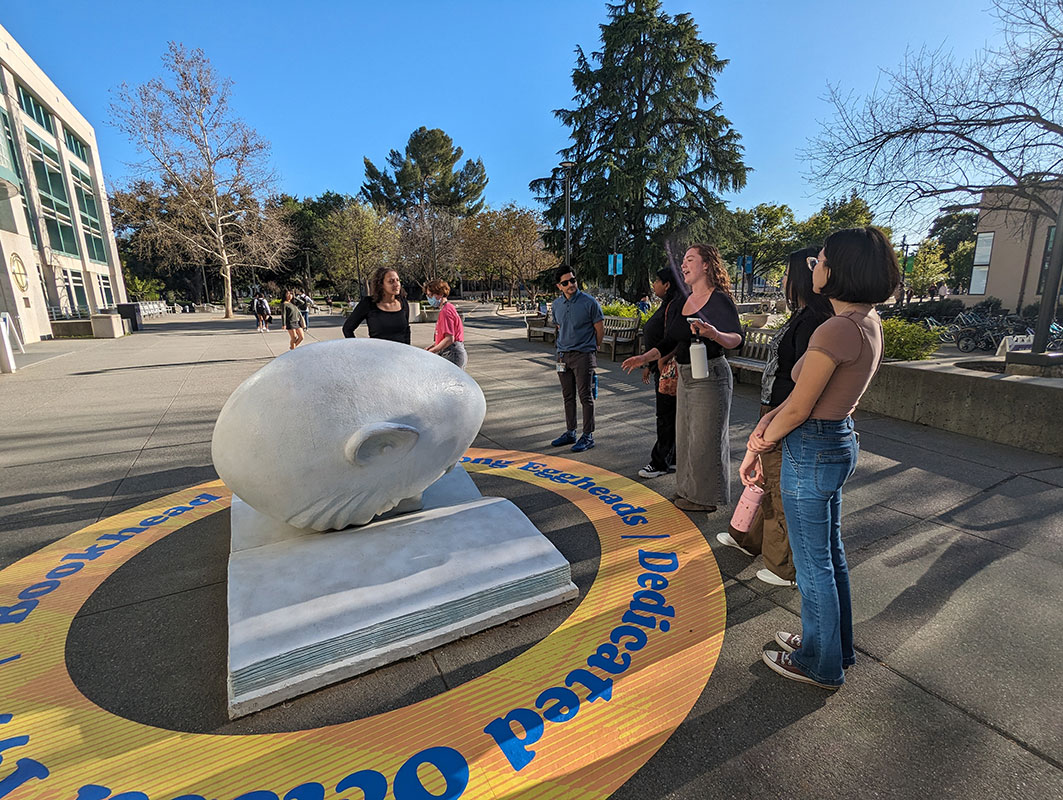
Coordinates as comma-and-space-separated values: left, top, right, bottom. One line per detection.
740, 227, 900, 690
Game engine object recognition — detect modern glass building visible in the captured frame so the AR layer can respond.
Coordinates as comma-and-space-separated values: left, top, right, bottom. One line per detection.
0, 22, 126, 344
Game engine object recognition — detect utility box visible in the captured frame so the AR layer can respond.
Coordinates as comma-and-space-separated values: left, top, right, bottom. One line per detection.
116, 303, 144, 332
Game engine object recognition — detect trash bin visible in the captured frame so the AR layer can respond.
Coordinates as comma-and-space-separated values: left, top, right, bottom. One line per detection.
116, 303, 144, 332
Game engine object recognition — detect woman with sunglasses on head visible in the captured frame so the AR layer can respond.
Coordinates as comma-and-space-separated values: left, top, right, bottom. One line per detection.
622, 245, 743, 513
741, 227, 900, 690
717, 246, 834, 587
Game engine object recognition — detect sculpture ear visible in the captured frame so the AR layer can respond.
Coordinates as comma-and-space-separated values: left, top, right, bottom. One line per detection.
344, 423, 420, 467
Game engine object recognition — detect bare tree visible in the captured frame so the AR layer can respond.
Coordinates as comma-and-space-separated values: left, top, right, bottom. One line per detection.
808, 0, 1063, 223
396, 202, 460, 291
110, 43, 293, 317
459, 205, 558, 304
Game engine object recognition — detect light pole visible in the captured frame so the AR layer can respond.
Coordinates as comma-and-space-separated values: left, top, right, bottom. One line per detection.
560, 161, 575, 268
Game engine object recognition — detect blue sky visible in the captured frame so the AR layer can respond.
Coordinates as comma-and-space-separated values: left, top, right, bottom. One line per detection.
3, 1, 1000, 240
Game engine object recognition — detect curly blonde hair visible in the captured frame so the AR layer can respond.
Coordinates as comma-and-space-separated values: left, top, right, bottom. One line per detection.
687, 244, 732, 297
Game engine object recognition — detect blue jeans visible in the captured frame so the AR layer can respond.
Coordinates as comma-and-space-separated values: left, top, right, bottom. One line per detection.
780, 417, 859, 686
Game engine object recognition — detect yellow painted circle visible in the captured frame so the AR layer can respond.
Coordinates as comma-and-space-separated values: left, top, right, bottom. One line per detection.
0, 448, 725, 800
9, 252, 28, 293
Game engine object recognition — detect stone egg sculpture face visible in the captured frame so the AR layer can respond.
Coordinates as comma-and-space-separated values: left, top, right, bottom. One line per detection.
211, 339, 486, 531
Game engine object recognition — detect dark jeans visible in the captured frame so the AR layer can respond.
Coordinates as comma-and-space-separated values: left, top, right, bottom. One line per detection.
781, 417, 860, 686
558, 350, 596, 435
301, 310, 310, 328
649, 371, 676, 470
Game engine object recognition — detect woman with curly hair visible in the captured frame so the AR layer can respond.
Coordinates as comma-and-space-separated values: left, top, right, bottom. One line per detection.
623, 245, 744, 513
342, 267, 411, 344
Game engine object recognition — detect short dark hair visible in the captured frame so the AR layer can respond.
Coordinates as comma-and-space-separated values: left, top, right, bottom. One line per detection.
786, 246, 833, 321
554, 265, 575, 284
655, 266, 679, 301
819, 227, 900, 304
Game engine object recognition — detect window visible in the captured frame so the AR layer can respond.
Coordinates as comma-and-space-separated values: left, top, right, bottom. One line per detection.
70, 165, 107, 262
970, 232, 993, 295
96, 274, 114, 308
63, 128, 89, 162
26, 131, 79, 257
63, 268, 88, 310
17, 84, 54, 134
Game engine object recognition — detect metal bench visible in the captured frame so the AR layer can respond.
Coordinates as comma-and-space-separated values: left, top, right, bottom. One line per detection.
526, 308, 556, 342
598, 315, 642, 361
726, 326, 774, 374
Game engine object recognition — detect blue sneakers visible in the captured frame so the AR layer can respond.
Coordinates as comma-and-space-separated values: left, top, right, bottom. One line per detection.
571, 433, 595, 453
551, 430, 577, 447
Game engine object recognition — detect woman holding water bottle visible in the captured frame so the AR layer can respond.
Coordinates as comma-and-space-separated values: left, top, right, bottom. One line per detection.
622, 245, 743, 512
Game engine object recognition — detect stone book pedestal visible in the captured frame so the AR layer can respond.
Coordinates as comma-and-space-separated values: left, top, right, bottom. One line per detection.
226, 467, 577, 717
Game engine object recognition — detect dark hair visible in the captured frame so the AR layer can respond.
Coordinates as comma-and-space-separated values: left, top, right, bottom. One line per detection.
554, 265, 575, 284
282, 289, 293, 302
369, 267, 405, 304
254, 292, 263, 299
655, 266, 679, 301
687, 244, 732, 298
786, 246, 833, 322
819, 227, 900, 303
425, 279, 451, 297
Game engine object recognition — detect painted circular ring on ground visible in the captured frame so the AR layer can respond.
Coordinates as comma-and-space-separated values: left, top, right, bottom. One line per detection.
0, 448, 725, 800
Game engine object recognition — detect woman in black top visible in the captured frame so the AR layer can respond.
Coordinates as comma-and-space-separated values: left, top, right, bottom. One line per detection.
623, 245, 744, 513
636, 266, 680, 479
716, 247, 833, 586
342, 267, 412, 344
281, 289, 304, 350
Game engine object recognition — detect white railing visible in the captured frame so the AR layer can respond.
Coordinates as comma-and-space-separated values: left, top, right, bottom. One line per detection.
47, 305, 91, 321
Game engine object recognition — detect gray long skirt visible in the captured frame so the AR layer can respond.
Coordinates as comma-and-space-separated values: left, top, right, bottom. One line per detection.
676, 358, 733, 506
439, 341, 468, 370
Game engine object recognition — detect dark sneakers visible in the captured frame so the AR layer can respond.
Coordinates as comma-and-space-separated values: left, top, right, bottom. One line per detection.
571, 433, 595, 453
761, 650, 840, 690
551, 430, 577, 447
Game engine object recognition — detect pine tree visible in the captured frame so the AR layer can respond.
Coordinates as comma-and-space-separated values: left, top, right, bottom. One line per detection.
530, 0, 747, 296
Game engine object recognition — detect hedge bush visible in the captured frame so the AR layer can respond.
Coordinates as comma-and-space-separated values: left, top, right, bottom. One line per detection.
882, 318, 940, 361
601, 300, 655, 323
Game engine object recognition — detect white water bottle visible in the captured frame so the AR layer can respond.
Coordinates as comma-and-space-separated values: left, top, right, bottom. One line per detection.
690, 337, 709, 379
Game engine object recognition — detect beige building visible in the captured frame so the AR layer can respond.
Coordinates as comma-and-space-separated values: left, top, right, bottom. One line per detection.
0, 22, 126, 345
968, 187, 1063, 314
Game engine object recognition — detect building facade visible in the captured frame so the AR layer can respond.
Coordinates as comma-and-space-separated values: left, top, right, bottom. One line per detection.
0, 23, 126, 345
969, 187, 1063, 314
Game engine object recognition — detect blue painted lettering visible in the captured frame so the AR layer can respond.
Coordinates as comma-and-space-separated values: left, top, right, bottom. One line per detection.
17, 582, 59, 600
335, 770, 387, 800
637, 573, 668, 590
393, 747, 468, 800
483, 708, 543, 771
534, 686, 580, 723
608, 624, 648, 652
586, 643, 631, 675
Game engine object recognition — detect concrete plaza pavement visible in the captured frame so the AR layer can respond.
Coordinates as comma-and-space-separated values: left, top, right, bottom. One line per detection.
1, 305, 1062, 799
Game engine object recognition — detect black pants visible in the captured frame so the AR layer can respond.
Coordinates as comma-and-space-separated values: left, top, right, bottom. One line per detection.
558, 351, 596, 435
650, 371, 677, 470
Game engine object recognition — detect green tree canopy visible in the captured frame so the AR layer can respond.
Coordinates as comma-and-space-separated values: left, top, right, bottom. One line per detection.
530, 0, 747, 296
908, 240, 949, 297
362, 127, 488, 216
928, 211, 978, 263
727, 203, 797, 288
795, 191, 876, 246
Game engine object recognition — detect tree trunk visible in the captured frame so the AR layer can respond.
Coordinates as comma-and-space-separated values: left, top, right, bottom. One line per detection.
221, 258, 233, 318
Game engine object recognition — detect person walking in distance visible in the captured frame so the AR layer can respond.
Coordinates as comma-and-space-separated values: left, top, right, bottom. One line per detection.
550, 265, 604, 453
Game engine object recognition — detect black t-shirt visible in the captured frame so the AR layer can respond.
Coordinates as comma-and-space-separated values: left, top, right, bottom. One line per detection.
658, 290, 744, 364
769, 307, 830, 407
342, 297, 411, 344
642, 296, 678, 372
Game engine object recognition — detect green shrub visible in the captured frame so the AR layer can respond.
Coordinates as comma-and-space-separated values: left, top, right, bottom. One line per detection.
1021, 301, 1063, 321
601, 300, 654, 323
882, 318, 940, 361
973, 296, 1004, 314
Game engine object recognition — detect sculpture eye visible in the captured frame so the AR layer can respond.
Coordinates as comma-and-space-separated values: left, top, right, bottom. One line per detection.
344, 423, 420, 467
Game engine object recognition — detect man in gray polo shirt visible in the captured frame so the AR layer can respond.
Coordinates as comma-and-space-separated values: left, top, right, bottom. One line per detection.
551, 265, 604, 452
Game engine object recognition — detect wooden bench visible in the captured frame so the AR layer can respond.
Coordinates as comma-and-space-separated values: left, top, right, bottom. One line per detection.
726, 326, 774, 375
526, 308, 556, 342
598, 315, 641, 361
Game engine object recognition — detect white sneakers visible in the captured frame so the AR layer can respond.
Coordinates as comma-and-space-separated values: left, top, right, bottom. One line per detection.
715, 531, 754, 557
714, 533, 797, 588
756, 568, 797, 588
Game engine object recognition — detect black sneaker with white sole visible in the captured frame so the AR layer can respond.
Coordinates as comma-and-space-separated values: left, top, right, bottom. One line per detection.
638, 465, 668, 479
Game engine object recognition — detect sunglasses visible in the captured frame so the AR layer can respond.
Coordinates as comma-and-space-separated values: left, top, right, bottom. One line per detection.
559, 277, 577, 286
807, 256, 819, 271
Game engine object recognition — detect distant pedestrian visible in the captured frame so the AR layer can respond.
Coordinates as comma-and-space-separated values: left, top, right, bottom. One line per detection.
281, 289, 305, 350
424, 279, 467, 368
550, 265, 604, 453
744, 227, 899, 690
636, 294, 651, 314
293, 288, 314, 328
937, 282, 949, 299
252, 292, 270, 332
342, 267, 411, 344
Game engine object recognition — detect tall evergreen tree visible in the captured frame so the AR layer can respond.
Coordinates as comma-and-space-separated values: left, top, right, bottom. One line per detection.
362, 127, 488, 216
530, 0, 747, 295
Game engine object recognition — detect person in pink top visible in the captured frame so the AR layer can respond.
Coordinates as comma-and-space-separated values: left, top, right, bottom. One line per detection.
740, 227, 900, 690
424, 279, 467, 369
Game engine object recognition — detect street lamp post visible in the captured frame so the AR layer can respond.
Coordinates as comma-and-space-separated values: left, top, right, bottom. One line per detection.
560, 161, 575, 267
